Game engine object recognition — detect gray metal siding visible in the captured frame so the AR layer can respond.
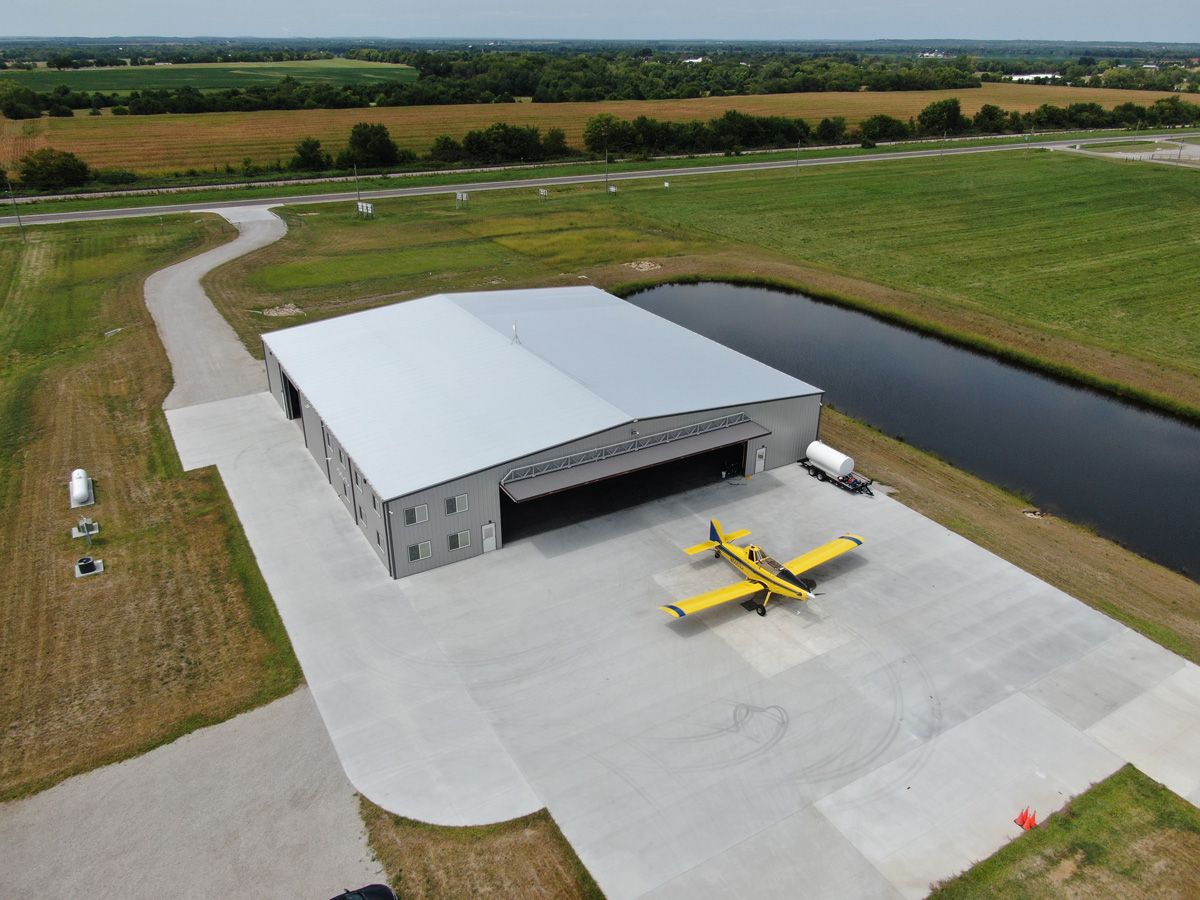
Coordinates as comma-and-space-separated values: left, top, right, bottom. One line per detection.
297, 389, 326, 464
386, 472, 503, 577
264, 346, 285, 413
384, 395, 821, 579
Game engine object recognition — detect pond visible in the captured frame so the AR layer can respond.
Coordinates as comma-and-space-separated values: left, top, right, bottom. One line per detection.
629, 282, 1200, 580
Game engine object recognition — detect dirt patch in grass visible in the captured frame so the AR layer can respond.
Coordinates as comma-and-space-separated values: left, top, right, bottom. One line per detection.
931, 765, 1200, 898
359, 797, 604, 900
0, 216, 301, 800
818, 409, 1200, 665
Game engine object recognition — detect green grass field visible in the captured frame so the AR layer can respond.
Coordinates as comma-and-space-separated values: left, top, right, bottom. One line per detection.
208, 150, 1200, 417
0, 58, 416, 93
930, 766, 1200, 897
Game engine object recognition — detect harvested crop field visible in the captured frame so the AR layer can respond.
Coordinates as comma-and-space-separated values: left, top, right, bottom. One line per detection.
0, 82, 1176, 174
0, 216, 300, 800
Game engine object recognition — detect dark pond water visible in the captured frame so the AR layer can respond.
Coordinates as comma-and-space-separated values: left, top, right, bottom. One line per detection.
629, 282, 1200, 580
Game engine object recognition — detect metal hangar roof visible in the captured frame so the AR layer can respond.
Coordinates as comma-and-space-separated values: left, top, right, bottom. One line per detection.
262, 286, 820, 501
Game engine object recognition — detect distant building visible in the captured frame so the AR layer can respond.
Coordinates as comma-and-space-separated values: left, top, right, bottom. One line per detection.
1010, 73, 1062, 82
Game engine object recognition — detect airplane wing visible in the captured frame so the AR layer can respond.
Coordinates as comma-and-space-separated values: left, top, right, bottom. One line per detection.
660, 580, 763, 618
782, 534, 863, 577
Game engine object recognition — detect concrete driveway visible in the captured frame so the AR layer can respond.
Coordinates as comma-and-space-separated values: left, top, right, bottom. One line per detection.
0, 687, 383, 899
144, 206, 284, 410
167, 388, 1200, 899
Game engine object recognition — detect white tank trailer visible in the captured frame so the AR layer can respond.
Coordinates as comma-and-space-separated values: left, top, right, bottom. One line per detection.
800, 441, 874, 496
69, 468, 93, 506
805, 441, 854, 478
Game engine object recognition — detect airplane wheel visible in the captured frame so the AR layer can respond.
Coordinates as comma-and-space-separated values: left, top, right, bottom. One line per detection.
714, 551, 721, 559
756, 605, 767, 617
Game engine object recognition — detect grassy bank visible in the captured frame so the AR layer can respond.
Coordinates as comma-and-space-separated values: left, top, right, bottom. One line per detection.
360, 798, 604, 899
820, 409, 1200, 665
207, 150, 1200, 420
931, 765, 1200, 897
1, 81, 1174, 175
0, 216, 300, 801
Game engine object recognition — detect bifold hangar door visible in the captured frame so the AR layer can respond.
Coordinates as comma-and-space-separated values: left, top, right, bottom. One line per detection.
499, 417, 770, 504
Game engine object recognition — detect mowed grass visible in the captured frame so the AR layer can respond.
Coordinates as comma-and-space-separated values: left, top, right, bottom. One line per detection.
210, 150, 1200, 415
360, 799, 604, 900
0, 216, 301, 800
0, 57, 416, 94
930, 766, 1200, 898
0, 82, 1175, 174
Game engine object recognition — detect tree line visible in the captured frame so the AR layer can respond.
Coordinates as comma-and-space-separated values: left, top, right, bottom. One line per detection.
0, 52, 984, 120
8, 95, 1198, 192
584, 95, 1200, 155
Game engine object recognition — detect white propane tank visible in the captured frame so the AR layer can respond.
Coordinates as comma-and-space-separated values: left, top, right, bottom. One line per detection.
805, 441, 854, 478
70, 468, 91, 505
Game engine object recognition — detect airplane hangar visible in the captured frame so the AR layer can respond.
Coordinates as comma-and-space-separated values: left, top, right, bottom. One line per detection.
262, 286, 823, 578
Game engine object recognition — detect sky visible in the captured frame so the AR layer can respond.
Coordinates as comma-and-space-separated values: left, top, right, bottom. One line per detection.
4, 0, 1197, 43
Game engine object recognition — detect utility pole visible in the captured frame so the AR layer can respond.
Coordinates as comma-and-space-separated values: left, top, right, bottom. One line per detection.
603, 123, 609, 190
5, 178, 26, 244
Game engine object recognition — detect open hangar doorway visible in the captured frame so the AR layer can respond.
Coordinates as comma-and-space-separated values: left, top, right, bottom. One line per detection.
500, 441, 751, 543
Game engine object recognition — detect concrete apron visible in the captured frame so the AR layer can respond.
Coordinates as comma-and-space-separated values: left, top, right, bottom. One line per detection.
158, 205, 1200, 899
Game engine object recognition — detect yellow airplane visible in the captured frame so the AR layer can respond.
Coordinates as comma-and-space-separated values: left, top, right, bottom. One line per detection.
660, 519, 863, 619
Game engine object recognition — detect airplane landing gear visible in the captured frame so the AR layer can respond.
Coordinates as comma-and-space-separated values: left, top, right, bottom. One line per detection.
756, 604, 767, 617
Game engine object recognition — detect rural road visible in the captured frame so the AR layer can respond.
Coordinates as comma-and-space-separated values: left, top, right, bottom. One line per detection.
4, 131, 1196, 229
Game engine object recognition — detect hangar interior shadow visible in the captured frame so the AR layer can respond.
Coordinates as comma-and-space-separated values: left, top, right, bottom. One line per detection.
500, 443, 749, 543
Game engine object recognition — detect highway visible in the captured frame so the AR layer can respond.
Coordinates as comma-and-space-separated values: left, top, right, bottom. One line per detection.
3, 131, 1195, 228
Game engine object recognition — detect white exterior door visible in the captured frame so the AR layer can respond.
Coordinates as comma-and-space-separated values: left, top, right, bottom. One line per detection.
754, 446, 767, 475
482, 522, 497, 553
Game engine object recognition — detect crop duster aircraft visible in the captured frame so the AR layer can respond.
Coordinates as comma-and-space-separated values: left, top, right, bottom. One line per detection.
660, 519, 863, 618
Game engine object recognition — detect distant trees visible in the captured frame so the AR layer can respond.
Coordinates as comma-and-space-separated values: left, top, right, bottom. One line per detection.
917, 98, 967, 135
337, 122, 413, 168
972, 103, 1008, 133
430, 123, 573, 164
815, 116, 848, 144
0, 82, 42, 119
289, 137, 332, 171
18, 148, 90, 190
582, 109, 811, 156
858, 114, 911, 142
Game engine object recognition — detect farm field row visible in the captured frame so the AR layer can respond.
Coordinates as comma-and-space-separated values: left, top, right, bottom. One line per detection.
1, 82, 1176, 174
0, 57, 416, 93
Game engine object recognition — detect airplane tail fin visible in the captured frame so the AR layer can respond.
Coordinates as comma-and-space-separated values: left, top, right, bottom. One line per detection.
684, 519, 727, 556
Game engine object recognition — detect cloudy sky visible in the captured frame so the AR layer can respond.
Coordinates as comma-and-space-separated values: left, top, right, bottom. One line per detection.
4, 0, 1196, 42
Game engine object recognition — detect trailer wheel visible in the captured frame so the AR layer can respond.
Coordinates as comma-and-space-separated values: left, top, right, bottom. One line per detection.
816, 471, 827, 482
808, 467, 818, 478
